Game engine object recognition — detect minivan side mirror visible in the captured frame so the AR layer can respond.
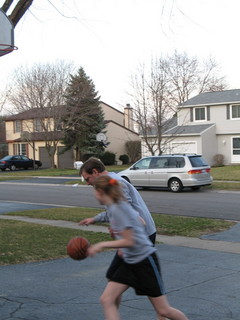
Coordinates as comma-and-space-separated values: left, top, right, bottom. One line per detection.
130, 166, 136, 170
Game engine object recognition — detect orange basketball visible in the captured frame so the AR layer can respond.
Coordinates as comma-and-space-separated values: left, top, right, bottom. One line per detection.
67, 237, 90, 260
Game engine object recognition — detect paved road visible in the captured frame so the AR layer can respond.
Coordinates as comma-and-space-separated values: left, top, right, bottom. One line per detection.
0, 182, 240, 220
1, 245, 239, 320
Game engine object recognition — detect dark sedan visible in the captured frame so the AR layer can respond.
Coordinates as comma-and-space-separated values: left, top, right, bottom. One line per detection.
0, 155, 42, 171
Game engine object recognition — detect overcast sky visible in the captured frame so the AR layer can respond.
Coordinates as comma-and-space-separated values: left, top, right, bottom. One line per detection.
1, 0, 240, 111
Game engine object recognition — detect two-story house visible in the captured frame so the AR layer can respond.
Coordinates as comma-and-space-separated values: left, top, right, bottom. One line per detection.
5, 102, 139, 168
142, 89, 240, 165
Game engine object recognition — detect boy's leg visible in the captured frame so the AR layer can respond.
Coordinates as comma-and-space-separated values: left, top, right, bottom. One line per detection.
148, 295, 189, 320
100, 281, 129, 320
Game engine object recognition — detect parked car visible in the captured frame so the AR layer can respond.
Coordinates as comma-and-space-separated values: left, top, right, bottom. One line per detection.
118, 154, 212, 192
0, 155, 42, 171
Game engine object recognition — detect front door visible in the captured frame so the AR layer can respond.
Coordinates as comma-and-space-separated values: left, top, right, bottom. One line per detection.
232, 137, 240, 163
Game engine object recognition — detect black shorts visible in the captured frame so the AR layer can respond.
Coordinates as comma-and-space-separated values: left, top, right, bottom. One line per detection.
110, 252, 165, 297
106, 232, 156, 279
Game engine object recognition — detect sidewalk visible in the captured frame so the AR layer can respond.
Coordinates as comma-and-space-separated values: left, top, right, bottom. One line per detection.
1, 214, 240, 254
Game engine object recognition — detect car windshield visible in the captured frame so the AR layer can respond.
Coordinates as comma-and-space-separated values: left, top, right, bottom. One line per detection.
1, 155, 13, 160
189, 156, 208, 167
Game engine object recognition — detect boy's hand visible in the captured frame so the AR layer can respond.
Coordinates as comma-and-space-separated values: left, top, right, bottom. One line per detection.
87, 243, 103, 257
79, 218, 95, 225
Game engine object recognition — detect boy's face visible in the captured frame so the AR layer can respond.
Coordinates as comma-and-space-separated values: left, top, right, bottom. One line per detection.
82, 169, 100, 185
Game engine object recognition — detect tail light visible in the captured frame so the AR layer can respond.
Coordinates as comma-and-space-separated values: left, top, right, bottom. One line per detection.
1, 161, 7, 164
188, 168, 211, 174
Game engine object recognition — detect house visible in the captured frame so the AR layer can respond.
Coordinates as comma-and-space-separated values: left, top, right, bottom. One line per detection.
142, 89, 240, 165
5, 102, 139, 168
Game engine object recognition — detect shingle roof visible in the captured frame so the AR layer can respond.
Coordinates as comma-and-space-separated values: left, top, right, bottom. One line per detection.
140, 116, 178, 136
164, 124, 215, 135
9, 131, 63, 142
180, 89, 240, 107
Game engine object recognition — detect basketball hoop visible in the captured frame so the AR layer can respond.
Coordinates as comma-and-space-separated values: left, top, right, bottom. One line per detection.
0, 9, 16, 57
0, 43, 18, 56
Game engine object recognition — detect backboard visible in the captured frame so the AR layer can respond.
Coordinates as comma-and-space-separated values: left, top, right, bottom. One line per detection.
0, 9, 16, 57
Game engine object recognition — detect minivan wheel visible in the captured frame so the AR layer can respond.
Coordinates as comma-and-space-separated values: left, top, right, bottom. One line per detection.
169, 178, 183, 192
10, 165, 16, 171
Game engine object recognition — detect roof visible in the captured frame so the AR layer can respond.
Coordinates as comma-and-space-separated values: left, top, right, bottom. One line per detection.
99, 101, 124, 115
6, 108, 45, 121
164, 124, 215, 136
8, 131, 63, 142
140, 116, 178, 136
6, 102, 124, 121
104, 120, 139, 136
180, 89, 240, 107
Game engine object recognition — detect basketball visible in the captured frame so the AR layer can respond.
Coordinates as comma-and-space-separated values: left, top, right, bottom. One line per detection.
67, 236, 90, 260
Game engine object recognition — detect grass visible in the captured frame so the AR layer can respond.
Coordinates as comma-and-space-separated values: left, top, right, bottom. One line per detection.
0, 165, 129, 177
6, 207, 234, 238
2, 207, 235, 265
211, 165, 240, 181
0, 220, 111, 266
210, 181, 240, 191
0, 177, 27, 181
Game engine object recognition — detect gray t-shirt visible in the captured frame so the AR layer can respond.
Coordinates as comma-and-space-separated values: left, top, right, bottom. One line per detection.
93, 172, 156, 236
107, 200, 156, 264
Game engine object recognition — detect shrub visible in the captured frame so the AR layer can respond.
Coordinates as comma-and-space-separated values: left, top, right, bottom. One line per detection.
213, 154, 225, 167
119, 154, 129, 164
125, 140, 141, 163
100, 151, 116, 165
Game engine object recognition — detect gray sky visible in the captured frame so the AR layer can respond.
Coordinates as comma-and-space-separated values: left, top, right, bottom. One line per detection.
1, 0, 240, 110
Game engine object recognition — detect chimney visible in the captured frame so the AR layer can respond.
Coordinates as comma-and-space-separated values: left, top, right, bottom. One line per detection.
124, 104, 134, 131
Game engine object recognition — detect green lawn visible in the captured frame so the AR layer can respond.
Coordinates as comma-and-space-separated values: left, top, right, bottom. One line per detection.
0, 165, 129, 177
211, 165, 240, 181
2, 207, 234, 265
0, 220, 111, 265
6, 207, 234, 238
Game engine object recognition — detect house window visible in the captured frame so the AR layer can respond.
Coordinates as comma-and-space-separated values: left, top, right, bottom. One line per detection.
14, 120, 22, 133
13, 143, 27, 156
231, 105, 240, 119
194, 107, 206, 121
34, 119, 42, 132
232, 137, 240, 155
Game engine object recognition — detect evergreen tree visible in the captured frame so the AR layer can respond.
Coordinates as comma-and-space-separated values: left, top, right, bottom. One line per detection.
62, 67, 106, 160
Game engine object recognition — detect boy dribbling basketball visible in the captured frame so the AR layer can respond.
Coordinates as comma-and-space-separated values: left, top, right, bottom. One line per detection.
88, 175, 189, 320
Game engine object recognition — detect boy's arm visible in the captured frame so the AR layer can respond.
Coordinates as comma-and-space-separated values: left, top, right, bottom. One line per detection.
79, 211, 109, 225
88, 228, 134, 256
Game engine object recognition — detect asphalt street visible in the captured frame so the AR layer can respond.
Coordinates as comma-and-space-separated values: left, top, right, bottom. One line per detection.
0, 182, 240, 220
1, 244, 239, 320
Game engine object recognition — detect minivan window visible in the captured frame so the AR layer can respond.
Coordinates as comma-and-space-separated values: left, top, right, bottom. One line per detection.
189, 156, 208, 167
168, 157, 185, 168
150, 157, 168, 169
134, 158, 151, 170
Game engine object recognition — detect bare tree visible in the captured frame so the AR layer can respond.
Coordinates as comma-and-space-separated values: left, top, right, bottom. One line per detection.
130, 52, 227, 156
167, 51, 227, 105
1, 0, 33, 28
7, 61, 74, 168
130, 60, 177, 156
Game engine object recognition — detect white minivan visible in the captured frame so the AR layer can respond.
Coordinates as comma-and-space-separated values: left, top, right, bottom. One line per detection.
118, 154, 212, 192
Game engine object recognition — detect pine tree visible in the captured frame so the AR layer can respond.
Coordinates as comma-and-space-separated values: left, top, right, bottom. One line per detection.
62, 67, 105, 160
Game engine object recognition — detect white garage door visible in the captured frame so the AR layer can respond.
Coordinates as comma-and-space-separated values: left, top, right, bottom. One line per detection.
170, 141, 197, 154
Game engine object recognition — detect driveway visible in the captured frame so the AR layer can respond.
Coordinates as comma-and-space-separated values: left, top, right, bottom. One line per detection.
0, 244, 239, 320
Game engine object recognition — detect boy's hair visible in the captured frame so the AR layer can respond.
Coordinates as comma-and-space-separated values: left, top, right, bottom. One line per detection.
79, 157, 105, 175
93, 175, 124, 203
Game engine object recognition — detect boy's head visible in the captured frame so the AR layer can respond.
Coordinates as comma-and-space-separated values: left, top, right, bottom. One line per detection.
93, 175, 123, 204
80, 157, 106, 185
